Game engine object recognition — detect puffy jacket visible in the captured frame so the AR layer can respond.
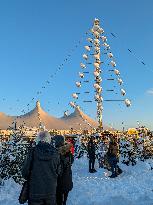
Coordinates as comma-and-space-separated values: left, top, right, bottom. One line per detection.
57, 143, 73, 193
107, 142, 119, 158
87, 140, 96, 159
22, 142, 61, 200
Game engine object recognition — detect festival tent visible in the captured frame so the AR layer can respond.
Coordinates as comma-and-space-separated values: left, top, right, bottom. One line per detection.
0, 101, 112, 130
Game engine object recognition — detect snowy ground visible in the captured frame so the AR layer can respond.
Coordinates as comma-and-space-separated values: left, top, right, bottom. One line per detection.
0, 157, 153, 205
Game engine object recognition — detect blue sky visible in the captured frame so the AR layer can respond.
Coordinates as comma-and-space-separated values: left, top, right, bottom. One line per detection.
0, 0, 153, 130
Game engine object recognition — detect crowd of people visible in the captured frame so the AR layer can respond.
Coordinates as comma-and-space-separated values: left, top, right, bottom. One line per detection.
18, 129, 153, 205
82, 134, 122, 178
75, 131, 153, 176
21, 131, 74, 205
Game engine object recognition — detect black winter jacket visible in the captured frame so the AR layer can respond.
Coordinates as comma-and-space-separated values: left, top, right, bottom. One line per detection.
57, 144, 73, 193
22, 142, 61, 200
87, 140, 96, 159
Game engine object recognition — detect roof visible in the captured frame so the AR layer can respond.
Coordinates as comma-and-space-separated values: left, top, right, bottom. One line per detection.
0, 101, 112, 130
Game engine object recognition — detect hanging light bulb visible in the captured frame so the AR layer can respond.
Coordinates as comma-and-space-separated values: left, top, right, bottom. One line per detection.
97, 87, 102, 93
111, 61, 116, 67
93, 31, 100, 38
82, 54, 88, 60
94, 18, 100, 25
94, 71, 100, 77
94, 42, 100, 47
94, 46, 100, 50
94, 62, 100, 69
114, 69, 120, 75
92, 25, 100, 32
108, 52, 113, 58
96, 60, 101, 65
94, 47, 100, 53
106, 45, 110, 50
94, 94, 100, 101
118, 78, 123, 85
98, 27, 104, 34
84, 46, 90, 51
100, 96, 103, 102
79, 72, 84, 78
87, 38, 93, 43
76, 81, 81, 87
103, 43, 110, 50
96, 76, 102, 83
69, 102, 76, 108
94, 53, 100, 60
94, 94, 103, 102
80, 63, 86, 69
72, 93, 78, 99
101, 36, 107, 42
103, 43, 109, 47
94, 39, 100, 44
64, 111, 69, 117
97, 106, 103, 111
103, 43, 108, 47
125, 99, 131, 107
93, 83, 101, 90
121, 89, 126, 96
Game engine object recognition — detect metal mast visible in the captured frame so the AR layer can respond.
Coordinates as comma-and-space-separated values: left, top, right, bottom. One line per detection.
92, 19, 103, 130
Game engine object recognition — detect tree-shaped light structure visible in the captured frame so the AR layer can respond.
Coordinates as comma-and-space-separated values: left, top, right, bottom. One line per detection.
69, 18, 131, 130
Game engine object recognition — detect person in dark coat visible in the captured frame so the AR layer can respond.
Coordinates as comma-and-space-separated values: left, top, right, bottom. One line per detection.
87, 136, 97, 173
53, 135, 73, 205
22, 131, 61, 205
107, 137, 122, 178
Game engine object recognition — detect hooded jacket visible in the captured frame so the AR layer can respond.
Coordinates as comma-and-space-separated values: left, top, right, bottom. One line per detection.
22, 142, 61, 200
57, 143, 73, 193
107, 141, 119, 158
87, 139, 96, 159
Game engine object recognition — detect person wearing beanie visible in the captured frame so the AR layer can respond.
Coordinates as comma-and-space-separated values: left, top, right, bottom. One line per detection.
53, 135, 73, 205
21, 131, 61, 205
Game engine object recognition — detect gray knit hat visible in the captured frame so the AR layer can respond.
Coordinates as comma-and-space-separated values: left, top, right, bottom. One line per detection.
35, 131, 51, 145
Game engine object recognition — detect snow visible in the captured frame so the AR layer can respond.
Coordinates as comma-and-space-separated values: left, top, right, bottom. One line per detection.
0, 157, 153, 205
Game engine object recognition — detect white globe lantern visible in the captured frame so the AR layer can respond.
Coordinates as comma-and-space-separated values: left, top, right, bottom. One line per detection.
114, 69, 120, 75
125, 99, 131, 107
76, 82, 81, 87
80, 63, 86, 69
84, 46, 90, 51
83, 54, 88, 60
72, 93, 78, 99
121, 89, 126, 96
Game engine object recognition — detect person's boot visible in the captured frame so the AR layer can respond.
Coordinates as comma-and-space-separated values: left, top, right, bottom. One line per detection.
116, 166, 123, 175
109, 174, 117, 178
109, 166, 117, 178
92, 168, 97, 172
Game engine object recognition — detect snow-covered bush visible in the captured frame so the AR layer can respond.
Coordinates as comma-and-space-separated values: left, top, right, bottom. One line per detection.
0, 128, 30, 185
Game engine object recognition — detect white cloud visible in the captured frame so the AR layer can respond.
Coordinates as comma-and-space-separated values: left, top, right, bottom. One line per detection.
147, 88, 153, 95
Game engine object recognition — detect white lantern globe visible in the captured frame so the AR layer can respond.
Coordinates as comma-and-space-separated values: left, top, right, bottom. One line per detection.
80, 63, 86, 69
76, 82, 81, 87
84, 46, 90, 51
83, 54, 88, 60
